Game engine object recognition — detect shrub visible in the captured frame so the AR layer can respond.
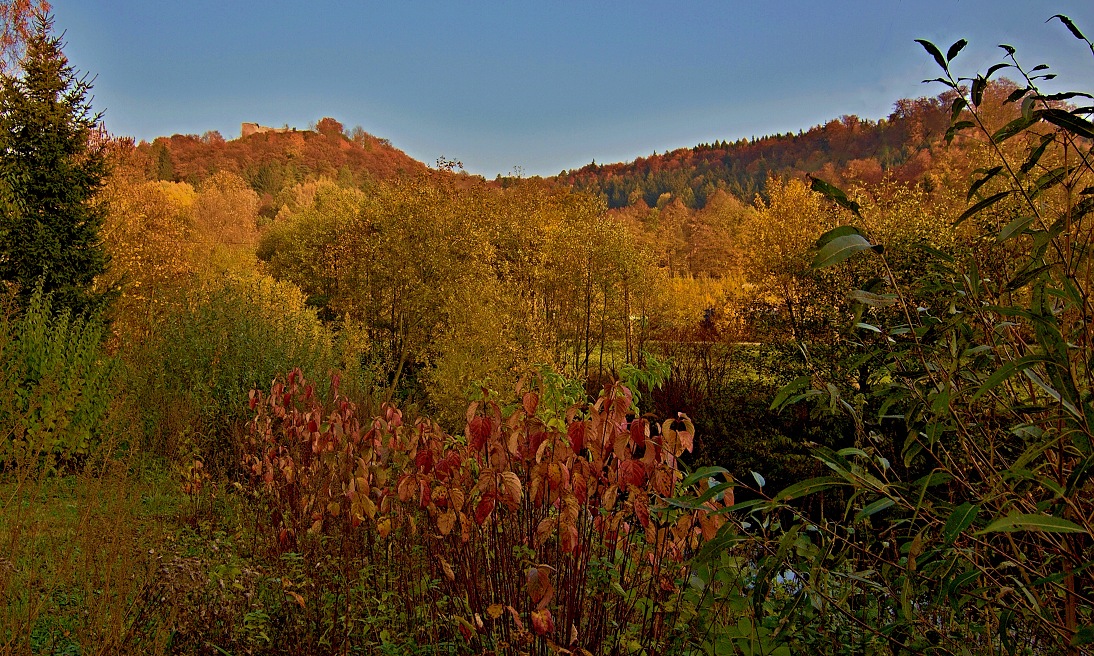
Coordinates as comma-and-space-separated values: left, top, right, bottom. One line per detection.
0, 286, 116, 472
713, 21, 1094, 654
128, 272, 336, 470
239, 368, 735, 654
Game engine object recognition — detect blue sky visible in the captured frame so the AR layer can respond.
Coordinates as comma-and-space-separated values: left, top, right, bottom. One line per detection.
52, 1, 1094, 177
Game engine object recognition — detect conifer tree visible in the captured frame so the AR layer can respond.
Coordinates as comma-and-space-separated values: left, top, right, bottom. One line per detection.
0, 12, 109, 315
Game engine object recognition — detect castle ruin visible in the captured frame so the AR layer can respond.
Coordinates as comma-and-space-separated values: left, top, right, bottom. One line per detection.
241, 122, 294, 138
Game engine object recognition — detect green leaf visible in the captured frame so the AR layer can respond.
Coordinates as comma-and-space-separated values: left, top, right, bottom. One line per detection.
809, 176, 861, 217
991, 112, 1041, 143
773, 476, 847, 502
912, 242, 955, 262
967, 166, 1003, 201
945, 120, 977, 143
943, 503, 979, 543
949, 96, 967, 122
956, 191, 1010, 226
1019, 134, 1054, 175
811, 233, 880, 269
849, 289, 898, 307
854, 322, 882, 333
916, 39, 948, 72
1030, 166, 1068, 199
1042, 108, 1094, 139
946, 39, 968, 62
977, 513, 1086, 534
1072, 625, 1094, 646
973, 354, 1047, 400
679, 466, 732, 489
770, 375, 811, 411
984, 63, 1011, 80
1050, 14, 1088, 41
751, 471, 766, 489
814, 225, 865, 246
854, 497, 894, 521
996, 215, 1035, 242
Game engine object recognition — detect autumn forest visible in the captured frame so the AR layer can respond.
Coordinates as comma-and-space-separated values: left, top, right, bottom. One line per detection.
2, 3, 1094, 655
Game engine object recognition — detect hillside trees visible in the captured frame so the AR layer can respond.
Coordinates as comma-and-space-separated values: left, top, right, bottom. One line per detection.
257, 176, 665, 423
0, 13, 108, 315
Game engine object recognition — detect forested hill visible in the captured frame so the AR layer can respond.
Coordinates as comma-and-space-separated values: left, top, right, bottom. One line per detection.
558, 92, 955, 209
130, 117, 430, 217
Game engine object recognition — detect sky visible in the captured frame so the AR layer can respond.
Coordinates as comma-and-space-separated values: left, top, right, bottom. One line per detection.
50, 1, 1094, 178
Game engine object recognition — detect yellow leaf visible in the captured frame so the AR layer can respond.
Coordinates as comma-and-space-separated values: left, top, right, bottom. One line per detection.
438, 509, 456, 536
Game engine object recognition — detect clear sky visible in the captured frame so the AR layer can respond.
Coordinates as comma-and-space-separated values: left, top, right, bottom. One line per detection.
51, 1, 1094, 178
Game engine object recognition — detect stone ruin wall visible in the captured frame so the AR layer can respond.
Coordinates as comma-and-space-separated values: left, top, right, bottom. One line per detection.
241, 122, 294, 138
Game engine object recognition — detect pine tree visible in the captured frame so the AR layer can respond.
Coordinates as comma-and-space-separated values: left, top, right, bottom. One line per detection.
0, 12, 109, 316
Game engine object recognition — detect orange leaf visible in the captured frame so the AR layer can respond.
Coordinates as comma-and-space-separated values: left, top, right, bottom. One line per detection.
507, 605, 525, 632
500, 471, 522, 510
527, 566, 555, 608
535, 516, 557, 547
602, 484, 618, 511
419, 479, 432, 508
631, 485, 651, 529
522, 391, 539, 416
287, 590, 305, 607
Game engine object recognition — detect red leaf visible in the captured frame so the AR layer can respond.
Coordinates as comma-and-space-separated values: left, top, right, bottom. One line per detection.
618, 459, 646, 488
469, 416, 491, 451
528, 424, 547, 459
560, 522, 579, 554
572, 471, 588, 505
531, 609, 555, 636
435, 451, 461, 478
474, 496, 496, 525
629, 417, 648, 447
567, 421, 585, 454
415, 448, 435, 473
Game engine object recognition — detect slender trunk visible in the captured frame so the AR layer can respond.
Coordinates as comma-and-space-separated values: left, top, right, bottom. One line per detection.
583, 257, 593, 379
623, 276, 632, 364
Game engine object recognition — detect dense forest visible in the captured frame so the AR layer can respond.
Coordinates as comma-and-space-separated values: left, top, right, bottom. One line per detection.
560, 93, 954, 208
2, 3, 1094, 655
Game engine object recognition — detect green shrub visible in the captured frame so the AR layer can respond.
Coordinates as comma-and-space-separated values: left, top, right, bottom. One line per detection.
702, 22, 1094, 654
0, 286, 116, 471
128, 272, 337, 470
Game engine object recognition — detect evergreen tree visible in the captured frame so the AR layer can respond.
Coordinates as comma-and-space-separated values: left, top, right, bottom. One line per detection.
0, 13, 109, 315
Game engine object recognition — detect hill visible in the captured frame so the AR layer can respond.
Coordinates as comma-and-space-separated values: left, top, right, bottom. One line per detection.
557, 91, 957, 208
130, 117, 431, 217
